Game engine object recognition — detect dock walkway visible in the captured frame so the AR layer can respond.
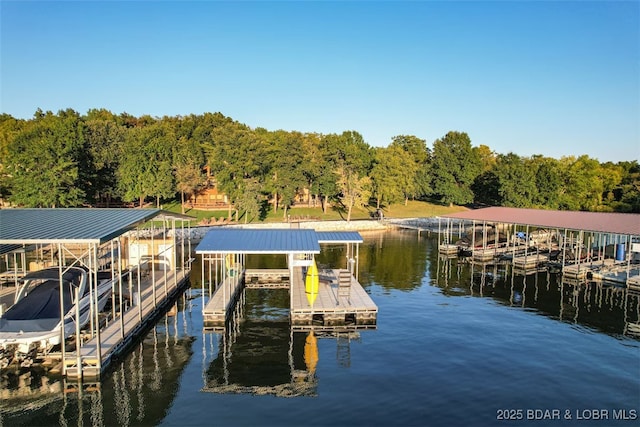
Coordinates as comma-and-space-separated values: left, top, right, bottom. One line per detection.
65, 269, 190, 379
203, 272, 244, 325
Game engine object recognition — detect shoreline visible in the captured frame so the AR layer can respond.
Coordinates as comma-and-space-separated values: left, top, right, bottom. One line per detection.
175, 217, 447, 242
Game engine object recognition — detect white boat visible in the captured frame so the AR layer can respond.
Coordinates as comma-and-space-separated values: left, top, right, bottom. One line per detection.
0, 266, 112, 365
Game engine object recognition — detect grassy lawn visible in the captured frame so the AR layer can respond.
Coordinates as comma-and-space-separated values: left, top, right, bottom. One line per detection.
162, 200, 467, 224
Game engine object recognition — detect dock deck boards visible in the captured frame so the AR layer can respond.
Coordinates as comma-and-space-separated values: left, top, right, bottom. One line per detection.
202, 273, 244, 324
290, 267, 377, 327
512, 252, 550, 269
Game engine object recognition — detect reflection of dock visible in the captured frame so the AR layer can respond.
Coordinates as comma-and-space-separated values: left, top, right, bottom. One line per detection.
290, 268, 377, 328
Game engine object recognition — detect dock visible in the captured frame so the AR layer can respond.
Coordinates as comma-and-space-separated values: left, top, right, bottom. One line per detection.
290, 267, 377, 329
195, 229, 378, 332
64, 270, 190, 379
245, 268, 290, 288
512, 252, 550, 270
436, 208, 640, 287
201, 267, 378, 330
203, 272, 244, 325
0, 208, 194, 380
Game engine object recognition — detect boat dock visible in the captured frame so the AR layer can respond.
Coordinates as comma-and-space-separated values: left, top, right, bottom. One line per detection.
290, 267, 377, 329
245, 268, 290, 288
0, 208, 194, 380
196, 229, 378, 331
202, 272, 244, 324
437, 207, 640, 287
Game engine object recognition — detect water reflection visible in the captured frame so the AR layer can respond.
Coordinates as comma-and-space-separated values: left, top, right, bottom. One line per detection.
201, 289, 319, 397
431, 247, 640, 339
201, 288, 367, 398
0, 293, 195, 427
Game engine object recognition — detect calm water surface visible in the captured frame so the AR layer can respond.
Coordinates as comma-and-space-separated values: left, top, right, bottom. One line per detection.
1, 230, 639, 426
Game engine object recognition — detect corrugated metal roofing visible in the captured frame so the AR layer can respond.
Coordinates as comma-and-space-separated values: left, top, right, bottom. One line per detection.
195, 229, 322, 254
0, 244, 23, 256
316, 231, 363, 244
0, 208, 164, 244
442, 207, 640, 236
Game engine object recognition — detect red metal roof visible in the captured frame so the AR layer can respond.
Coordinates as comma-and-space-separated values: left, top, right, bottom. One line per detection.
442, 207, 640, 236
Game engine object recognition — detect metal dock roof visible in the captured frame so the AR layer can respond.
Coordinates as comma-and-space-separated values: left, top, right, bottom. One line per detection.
315, 231, 363, 244
0, 208, 188, 244
195, 229, 364, 254
441, 207, 640, 236
195, 229, 321, 254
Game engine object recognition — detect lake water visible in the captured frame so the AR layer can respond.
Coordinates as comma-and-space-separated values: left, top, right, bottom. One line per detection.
1, 230, 639, 426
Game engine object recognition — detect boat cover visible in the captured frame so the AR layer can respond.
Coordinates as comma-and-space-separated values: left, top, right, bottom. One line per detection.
0, 280, 74, 333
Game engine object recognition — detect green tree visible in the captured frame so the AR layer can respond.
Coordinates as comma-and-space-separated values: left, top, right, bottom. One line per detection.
83, 112, 126, 205
336, 164, 372, 222
389, 135, 430, 202
6, 109, 86, 207
431, 131, 481, 206
0, 114, 25, 203
208, 119, 266, 219
370, 146, 411, 208
321, 131, 373, 217
117, 122, 175, 207
263, 130, 307, 219
235, 178, 263, 223
557, 155, 604, 211
493, 153, 538, 207
531, 156, 561, 208
173, 136, 204, 214
611, 161, 640, 212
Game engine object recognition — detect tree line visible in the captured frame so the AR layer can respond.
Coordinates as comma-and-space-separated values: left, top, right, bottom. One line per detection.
0, 109, 638, 220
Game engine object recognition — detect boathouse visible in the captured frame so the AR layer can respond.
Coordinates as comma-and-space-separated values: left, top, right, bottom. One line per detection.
0, 208, 193, 378
439, 207, 640, 286
195, 228, 377, 330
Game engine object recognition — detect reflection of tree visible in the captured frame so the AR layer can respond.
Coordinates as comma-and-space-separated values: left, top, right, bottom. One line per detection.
338, 231, 430, 292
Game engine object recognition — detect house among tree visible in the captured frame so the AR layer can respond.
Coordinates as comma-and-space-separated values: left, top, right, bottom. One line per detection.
186, 166, 233, 210
293, 187, 318, 207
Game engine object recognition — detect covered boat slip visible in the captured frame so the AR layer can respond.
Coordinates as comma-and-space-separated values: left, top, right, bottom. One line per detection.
439, 207, 640, 285
0, 208, 193, 379
195, 229, 378, 330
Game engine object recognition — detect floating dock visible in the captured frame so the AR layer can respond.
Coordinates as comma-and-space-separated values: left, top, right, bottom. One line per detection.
290, 267, 377, 329
201, 266, 377, 329
196, 229, 378, 331
245, 268, 290, 289
203, 272, 244, 325
0, 208, 194, 380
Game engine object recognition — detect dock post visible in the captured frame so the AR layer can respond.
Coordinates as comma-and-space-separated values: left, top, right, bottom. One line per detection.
75, 287, 82, 379
93, 246, 102, 374
58, 244, 66, 376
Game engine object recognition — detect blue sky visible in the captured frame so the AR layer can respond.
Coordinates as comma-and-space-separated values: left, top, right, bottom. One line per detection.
1, 1, 638, 162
